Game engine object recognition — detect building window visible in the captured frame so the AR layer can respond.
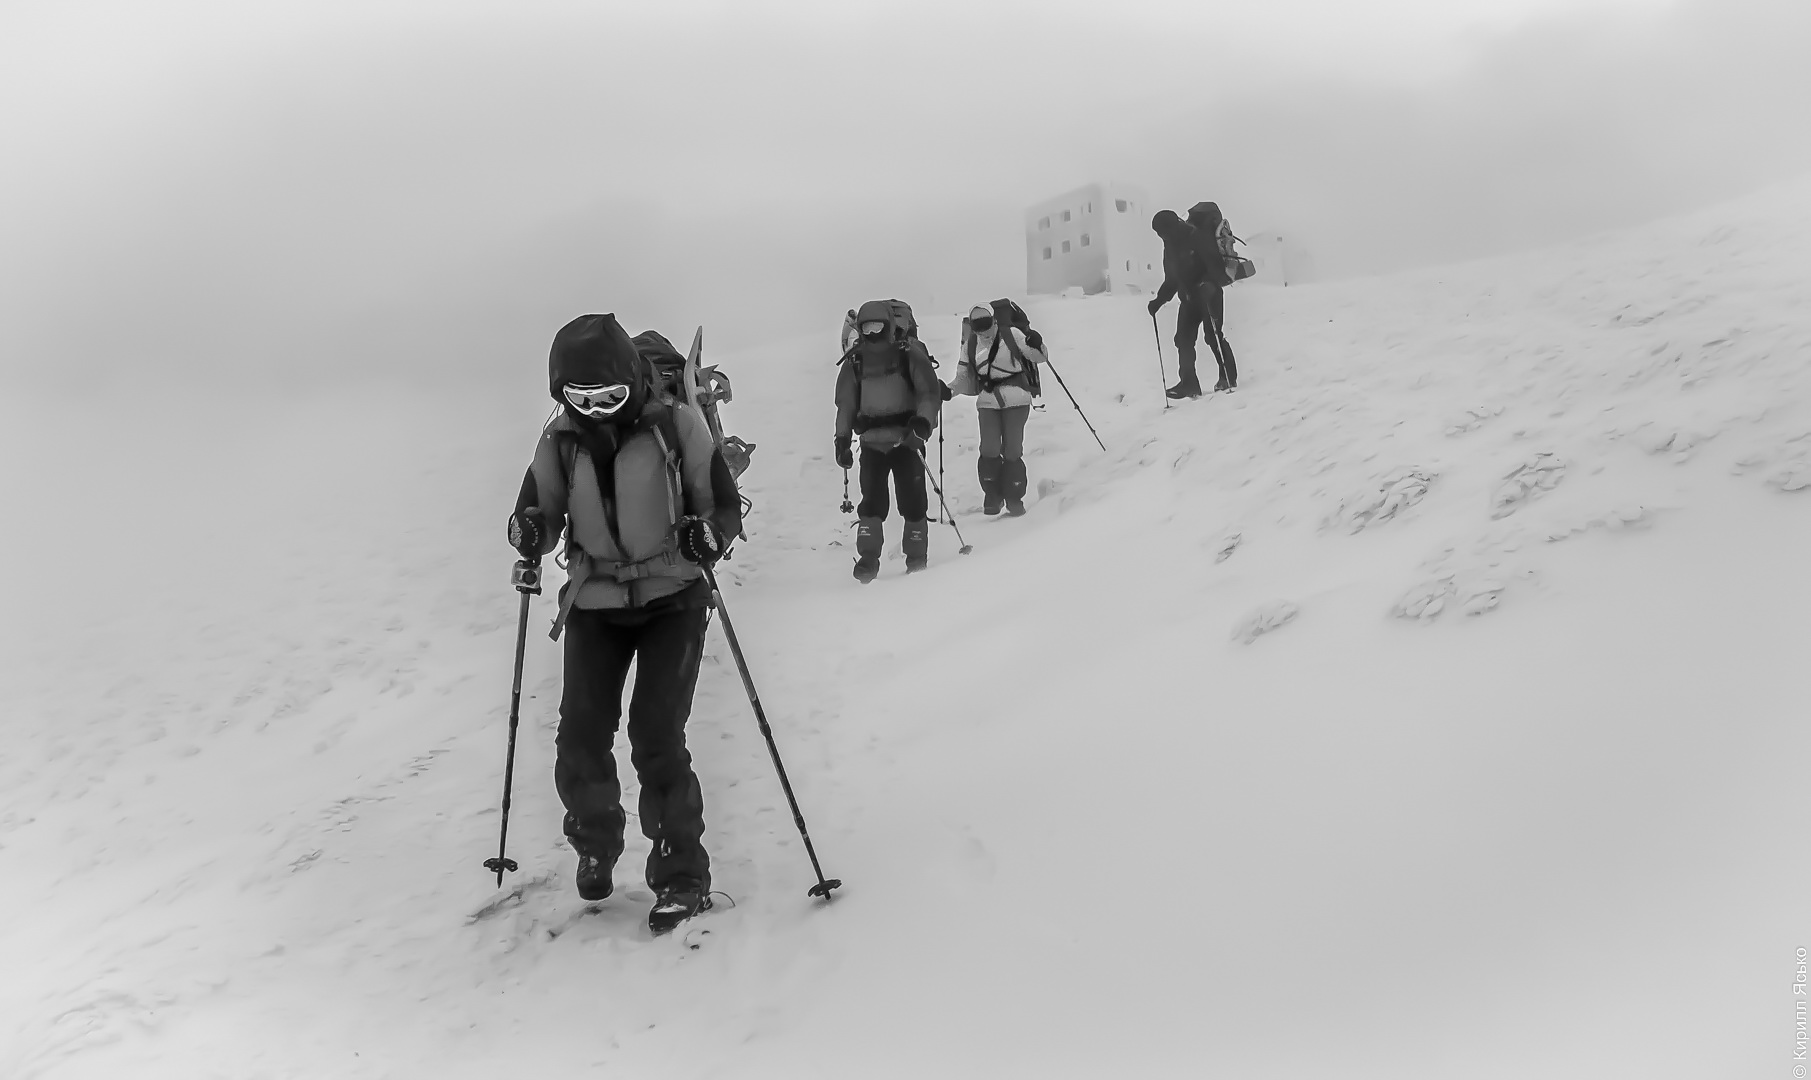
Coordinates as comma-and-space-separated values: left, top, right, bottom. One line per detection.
1080, 233, 1091, 247
1116, 199, 1128, 212
1061, 240, 1071, 253
1039, 216, 1050, 230
1061, 210, 1071, 222
1042, 247, 1052, 260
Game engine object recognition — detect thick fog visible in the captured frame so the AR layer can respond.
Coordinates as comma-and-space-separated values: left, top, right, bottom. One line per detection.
0, 0, 1804, 384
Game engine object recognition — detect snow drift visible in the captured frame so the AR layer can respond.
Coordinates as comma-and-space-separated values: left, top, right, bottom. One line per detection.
3, 178, 1809, 1078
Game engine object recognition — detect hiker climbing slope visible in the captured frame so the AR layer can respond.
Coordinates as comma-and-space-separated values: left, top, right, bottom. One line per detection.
506, 312, 743, 934
951, 298, 1046, 516
834, 299, 941, 582
1185, 200, 1241, 392
1148, 206, 1236, 398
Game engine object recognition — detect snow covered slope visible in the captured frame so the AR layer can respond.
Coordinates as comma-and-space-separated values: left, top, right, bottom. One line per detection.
3, 178, 1808, 1079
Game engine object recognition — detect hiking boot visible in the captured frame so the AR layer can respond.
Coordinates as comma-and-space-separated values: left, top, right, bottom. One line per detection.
853, 516, 883, 583
1165, 380, 1202, 400
977, 455, 1005, 516
902, 519, 929, 573
1002, 459, 1028, 516
1212, 378, 1230, 392
575, 851, 614, 901
648, 881, 712, 935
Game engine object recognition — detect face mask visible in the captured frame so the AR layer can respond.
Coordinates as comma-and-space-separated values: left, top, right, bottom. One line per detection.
562, 382, 632, 417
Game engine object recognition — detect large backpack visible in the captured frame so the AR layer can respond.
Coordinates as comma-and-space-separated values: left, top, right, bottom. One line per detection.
631, 330, 688, 400
988, 297, 1043, 397
1214, 220, 1257, 283
842, 299, 935, 425
841, 298, 920, 352
631, 328, 755, 481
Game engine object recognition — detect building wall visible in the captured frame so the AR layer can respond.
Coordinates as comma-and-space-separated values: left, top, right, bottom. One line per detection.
1096, 183, 1161, 294
1024, 182, 1165, 296
1237, 231, 1317, 287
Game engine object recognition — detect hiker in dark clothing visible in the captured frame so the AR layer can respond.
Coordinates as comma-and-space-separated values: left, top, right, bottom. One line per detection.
1185, 201, 1239, 392
506, 312, 743, 934
1148, 207, 1238, 397
834, 299, 941, 582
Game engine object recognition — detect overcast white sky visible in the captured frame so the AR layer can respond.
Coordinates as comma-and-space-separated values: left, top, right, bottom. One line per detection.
1, 0, 1805, 382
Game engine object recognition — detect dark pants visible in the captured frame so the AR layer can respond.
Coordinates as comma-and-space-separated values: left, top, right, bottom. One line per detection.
857, 441, 928, 521
556, 604, 710, 892
1175, 284, 1238, 388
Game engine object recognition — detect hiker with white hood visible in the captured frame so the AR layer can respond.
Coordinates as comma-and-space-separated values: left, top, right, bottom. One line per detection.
951, 298, 1046, 517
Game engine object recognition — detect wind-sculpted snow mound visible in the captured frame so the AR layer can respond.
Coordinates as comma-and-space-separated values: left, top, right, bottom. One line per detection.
4, 176, 1810, 1078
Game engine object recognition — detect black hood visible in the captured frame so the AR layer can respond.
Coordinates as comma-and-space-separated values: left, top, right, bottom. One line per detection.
548, 313, 648, 423
1151, 209, 1190, 240
1186, 201, 1223, 233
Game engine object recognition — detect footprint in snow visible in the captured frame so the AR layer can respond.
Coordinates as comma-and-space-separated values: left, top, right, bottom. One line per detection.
1325, 468, 1436, 533
1231, 601, 1299, 644
1489, 454, 1566, 519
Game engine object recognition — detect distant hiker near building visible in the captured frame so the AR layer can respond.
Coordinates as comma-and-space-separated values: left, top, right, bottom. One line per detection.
950, 298, 1046, 516
506, 312, 744, 934
1148, 202, 1241, 398
1185, 200, 1243, 393
834, 299, 942, 582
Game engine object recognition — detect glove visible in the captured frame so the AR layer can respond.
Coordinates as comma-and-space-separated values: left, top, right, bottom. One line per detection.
1147, 297, 1163, 317
678, 516, 724, 565
834, 435, 853, 470
939, 380, 953, 402
908, 416, 933, 440
507, 507, 544, 560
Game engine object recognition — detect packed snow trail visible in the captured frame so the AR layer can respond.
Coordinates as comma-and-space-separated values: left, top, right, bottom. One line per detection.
2, 179, 1809, 1078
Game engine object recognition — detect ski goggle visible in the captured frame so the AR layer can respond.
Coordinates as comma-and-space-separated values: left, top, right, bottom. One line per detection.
860, 321, 886, 337
562, 382, 632, 417
970, 316, 994, 333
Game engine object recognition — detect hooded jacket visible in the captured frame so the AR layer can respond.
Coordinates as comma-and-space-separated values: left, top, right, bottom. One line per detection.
957, 302, 1046, 411
513, 313, 743, 626
834, 298, 940, 449
1151, 210, 1212, 308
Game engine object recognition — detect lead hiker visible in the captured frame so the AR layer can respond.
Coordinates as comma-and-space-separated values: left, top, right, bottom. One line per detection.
1148, 204, 1239, 398
951, 298, 1046, 516
505, 312, 744, 934
834, 299, 942, 582
1185, 200, 1242, 392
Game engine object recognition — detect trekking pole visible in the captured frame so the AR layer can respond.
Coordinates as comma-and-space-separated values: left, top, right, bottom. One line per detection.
936, 399, 946, 523
840, 468, 853, 514
1150, 313, 1172, 411
483, 557, 543, 887
1039, 357, 1106, 452
700, 563, 843, 901
912, 446, 973, 554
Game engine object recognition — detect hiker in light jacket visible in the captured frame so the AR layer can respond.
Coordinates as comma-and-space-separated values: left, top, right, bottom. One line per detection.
506, 312, 743, 934
953, 298, 1046, 517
